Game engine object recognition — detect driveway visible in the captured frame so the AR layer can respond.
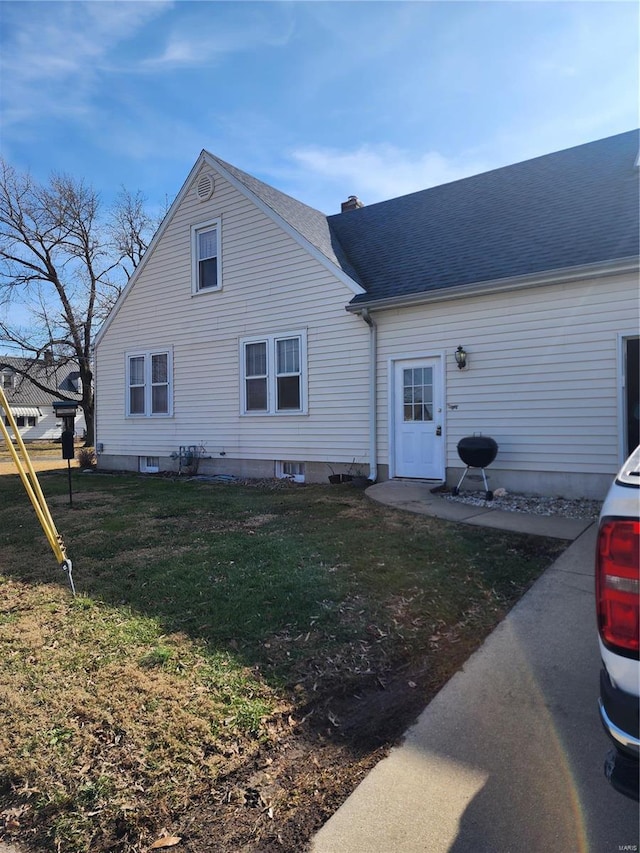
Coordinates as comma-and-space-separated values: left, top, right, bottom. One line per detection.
312, 526, 639, 852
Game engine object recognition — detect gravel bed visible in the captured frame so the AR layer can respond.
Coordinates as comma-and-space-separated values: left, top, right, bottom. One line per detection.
442, 489, 602, 520
192, 474, 603, 519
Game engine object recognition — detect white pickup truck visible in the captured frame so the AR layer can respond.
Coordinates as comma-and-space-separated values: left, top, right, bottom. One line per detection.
596, 445, 640, 801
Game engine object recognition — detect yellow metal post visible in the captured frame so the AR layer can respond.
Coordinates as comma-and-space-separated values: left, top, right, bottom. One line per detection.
0, 386, 75, 594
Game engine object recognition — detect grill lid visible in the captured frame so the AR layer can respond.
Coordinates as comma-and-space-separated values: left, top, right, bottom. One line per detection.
457, 435, 498, 468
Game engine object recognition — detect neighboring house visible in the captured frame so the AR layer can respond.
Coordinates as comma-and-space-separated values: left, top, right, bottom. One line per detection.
94, 130, 639, 499
0, 355, 86, 441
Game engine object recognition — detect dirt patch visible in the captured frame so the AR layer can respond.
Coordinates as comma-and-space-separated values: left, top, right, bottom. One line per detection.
0, 587, 490, 853
0, 458, 70, 476
0, 653, 460, 853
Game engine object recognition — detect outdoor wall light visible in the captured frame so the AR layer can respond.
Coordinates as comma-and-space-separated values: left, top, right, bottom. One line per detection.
454, 346, 468, 370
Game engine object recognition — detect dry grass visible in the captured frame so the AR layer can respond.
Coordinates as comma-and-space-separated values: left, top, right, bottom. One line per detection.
0, 463, 567, 852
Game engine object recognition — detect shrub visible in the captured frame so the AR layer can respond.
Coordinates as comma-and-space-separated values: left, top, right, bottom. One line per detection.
77, 447, 96, 469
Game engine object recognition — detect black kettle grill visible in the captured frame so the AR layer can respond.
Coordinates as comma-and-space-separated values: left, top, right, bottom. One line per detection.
452, 435, 498, 501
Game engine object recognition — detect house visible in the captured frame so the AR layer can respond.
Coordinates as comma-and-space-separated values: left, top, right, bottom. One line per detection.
93, 130, 639, 499
0, 355, 86, 441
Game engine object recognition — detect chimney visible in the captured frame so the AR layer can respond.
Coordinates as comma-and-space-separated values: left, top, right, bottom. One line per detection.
341, 195, 364, 213
43, 349, 53, 366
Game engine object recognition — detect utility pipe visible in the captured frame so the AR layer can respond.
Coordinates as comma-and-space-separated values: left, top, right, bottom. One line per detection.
360, 308, 378, 483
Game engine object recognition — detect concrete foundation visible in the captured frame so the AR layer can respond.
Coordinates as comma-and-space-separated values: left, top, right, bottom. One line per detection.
95, 455, 612, 499
96, 454, 372, 484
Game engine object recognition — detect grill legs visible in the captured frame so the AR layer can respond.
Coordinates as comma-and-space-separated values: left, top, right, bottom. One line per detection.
452, 467, 494, 501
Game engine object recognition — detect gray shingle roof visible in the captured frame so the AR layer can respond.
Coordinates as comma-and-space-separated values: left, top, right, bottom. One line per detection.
207, 154, 363, 287
0, 357, 82, 408
326, 130, 639, 305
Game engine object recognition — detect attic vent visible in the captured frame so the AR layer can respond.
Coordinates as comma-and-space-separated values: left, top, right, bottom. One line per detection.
196, 173, 214, 202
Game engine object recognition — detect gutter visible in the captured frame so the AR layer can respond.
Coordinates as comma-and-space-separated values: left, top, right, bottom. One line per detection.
346, 257, 639, 314
360, 308, 378, 483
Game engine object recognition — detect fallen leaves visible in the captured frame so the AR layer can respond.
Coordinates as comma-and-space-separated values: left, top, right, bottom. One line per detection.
150, 835, 182, 849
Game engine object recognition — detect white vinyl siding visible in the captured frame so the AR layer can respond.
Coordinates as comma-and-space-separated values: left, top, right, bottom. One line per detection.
4, 414, 35, 428
126, 350, 172, 417
374, 273, 639, 487
4, 408, 86, 441
191, 219, 221, 294
95, 166, 369, 465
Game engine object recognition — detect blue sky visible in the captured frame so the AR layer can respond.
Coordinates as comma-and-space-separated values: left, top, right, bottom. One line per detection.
0, 0, 638, 217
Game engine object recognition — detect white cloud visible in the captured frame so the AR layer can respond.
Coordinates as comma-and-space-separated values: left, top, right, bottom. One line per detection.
139, 4, 295, 70
0, 1, 171, 127
289, 144, 491, 207
140, 31, 241, 70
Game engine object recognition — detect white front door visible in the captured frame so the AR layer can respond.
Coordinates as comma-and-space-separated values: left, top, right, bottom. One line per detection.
393, 358, 444, 479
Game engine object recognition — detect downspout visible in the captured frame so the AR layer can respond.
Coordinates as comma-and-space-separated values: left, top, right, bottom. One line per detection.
360, 308, 378, 483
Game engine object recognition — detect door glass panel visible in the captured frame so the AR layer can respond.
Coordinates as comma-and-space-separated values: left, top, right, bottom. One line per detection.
403, 366, 433, 422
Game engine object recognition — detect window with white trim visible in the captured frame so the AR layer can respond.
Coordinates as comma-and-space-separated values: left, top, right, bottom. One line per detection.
191, 219, 221, 294
1, 372, 14, 390
126, 350, 173, 417
241, 332, 307, 415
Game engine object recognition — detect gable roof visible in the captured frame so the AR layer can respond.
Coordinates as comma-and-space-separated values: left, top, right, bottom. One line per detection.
204, 153, 364, 289
0, 356, 82, 408
94, 149, 366, 346
327, 129, 639, 306
96, 130, 639, 346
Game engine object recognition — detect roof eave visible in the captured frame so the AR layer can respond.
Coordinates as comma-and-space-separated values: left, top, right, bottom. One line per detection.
346, 257, 640, 313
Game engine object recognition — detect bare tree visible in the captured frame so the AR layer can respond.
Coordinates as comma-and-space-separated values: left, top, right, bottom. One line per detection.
0, 160, 157, 444
109, 187, 157, 275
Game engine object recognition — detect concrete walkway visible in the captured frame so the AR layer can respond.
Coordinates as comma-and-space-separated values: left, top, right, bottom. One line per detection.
312, 483, 638, 853
366, 479, 594, 540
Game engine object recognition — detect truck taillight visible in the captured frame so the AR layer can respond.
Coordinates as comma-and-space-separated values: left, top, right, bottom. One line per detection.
596, 518, 640, 656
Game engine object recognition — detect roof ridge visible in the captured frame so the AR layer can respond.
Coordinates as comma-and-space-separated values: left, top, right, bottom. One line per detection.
328, 128, 640, 219
204, 152, 363, 288
206, 153, 327, 217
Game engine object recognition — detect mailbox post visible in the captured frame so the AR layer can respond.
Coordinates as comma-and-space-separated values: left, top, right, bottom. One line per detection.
53, 401, 78, 506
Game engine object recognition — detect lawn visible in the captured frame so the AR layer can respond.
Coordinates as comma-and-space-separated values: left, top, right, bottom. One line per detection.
0, 464, 567, 852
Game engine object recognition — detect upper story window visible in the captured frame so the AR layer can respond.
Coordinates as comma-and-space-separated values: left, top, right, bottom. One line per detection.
1, 372, 14, 390
65, 373, 81, 393
126, 349, 173, 417
241, 331, 307, 415
191, 219, 221, 294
